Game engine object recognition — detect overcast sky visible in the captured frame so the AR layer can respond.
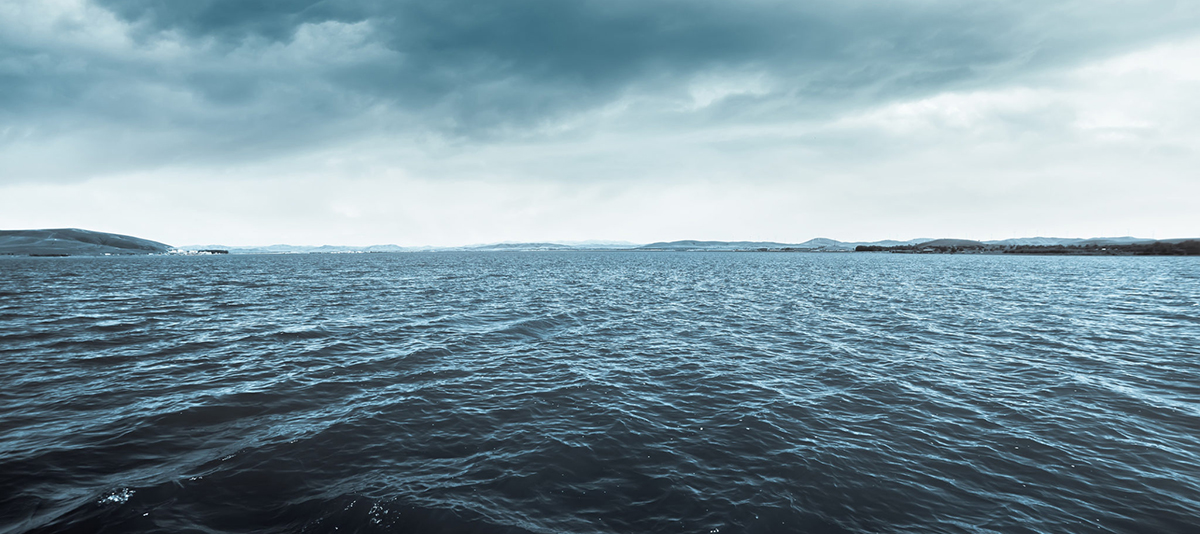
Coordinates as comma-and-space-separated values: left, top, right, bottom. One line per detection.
2, 0, 1198, 246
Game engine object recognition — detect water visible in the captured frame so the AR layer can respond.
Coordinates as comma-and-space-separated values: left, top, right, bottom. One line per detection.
2, 252, 1198, 533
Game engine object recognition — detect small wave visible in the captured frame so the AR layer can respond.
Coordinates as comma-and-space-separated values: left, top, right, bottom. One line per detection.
97, 488, 134, 506
492, 313, 583, 340
3, 252, 1198, 534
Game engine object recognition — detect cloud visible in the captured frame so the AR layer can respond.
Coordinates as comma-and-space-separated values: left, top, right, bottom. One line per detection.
1, 0, 1197, 245
3, 0, 1199, 183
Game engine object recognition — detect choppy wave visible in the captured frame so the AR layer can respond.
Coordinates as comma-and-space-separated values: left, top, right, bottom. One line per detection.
2, 252, 1198, 533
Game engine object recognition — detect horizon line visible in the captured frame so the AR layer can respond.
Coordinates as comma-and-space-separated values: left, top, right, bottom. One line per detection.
176, 235, 1189, 249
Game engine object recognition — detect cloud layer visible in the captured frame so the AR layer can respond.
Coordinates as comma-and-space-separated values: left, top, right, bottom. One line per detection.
1, 0, 1198, 244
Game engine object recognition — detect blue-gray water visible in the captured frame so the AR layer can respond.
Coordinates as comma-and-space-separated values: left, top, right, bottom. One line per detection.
2, 252, 1198, 533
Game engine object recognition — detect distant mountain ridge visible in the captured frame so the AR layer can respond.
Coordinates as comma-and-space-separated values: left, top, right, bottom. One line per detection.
179, 242, 642, 254
636, 236, 1180, 251
855, 237, 1199, 255
5, 228, 1192, 256
182, 244, 425, 254
0, 229, 171, 256
637, 238, 933, 251
150, 236, 1200, 254
985, 236, 1157, 246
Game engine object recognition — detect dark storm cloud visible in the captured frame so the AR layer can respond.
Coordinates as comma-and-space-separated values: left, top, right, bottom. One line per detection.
91, 0, 1009, 123
2, 0, 1198, 180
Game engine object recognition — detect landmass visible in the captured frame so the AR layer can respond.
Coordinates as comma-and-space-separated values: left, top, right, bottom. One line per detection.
4, 229, 1198, 256
638, 238, 929, 252
854, 238, 1200, 255
0, 229, 172, 256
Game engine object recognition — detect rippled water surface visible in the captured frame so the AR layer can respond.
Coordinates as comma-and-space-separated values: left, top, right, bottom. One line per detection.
2, 252, 1199, 533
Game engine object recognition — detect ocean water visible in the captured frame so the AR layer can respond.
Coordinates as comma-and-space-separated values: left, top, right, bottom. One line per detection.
1, 252, 1198, 534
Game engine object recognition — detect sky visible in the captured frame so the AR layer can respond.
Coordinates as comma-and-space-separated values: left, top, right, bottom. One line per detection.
1, 0, 1198, 247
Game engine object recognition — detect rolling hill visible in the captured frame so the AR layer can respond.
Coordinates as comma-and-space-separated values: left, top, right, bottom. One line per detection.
0, 229, 172, 256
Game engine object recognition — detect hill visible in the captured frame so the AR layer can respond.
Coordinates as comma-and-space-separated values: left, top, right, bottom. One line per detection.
639, 240, 797, 250
916, 239, 987, 248
0, 229, 172, 256
637, 238, 932, 251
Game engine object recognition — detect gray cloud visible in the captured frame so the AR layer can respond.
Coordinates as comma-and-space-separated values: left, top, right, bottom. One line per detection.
2, 0, 1198, 182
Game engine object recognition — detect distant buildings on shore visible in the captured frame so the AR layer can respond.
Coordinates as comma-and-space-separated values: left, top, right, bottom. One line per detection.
169, 249, 228, 255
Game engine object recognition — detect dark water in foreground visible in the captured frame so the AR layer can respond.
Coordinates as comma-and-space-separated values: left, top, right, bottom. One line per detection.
2, 252, 1198, 533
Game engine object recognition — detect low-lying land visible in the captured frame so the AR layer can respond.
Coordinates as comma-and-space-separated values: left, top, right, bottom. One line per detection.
4, 228, 1198, 256
855, 240, 1200, 256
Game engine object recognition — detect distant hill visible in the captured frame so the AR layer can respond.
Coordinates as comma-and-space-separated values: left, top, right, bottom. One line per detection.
0, 229, 172, 256
637, 238, 931, 251
175, 242, 635, 254
639, 240, 797, 250
152, 235, 1200, 255
464, 242, 577, 251
180, 244, 426, 254
982, 236, 1154, 247
916, 239, 986, 248
857, 237, 1200, 255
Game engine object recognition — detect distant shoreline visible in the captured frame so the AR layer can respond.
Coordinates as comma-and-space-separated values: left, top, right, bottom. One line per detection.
850, 241, 1200, 256
9, 247, 1200, 256
4, 229, 1199, 257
